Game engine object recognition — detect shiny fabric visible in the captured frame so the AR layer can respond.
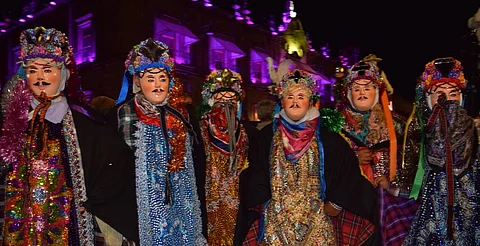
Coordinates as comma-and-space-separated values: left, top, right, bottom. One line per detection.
279, 116, 318, 163
118, 100, 205, 246
134, 122, 205, 246
403, 102, 480, 245
201, 112, 249, 246
402, 165, 480, 245
3, 110, 93, 246
338, 102, 417, 246
263, 131, 334, 245
4, 120, 73, 245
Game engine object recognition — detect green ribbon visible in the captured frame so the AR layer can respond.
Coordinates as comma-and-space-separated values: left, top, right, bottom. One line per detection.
409, 110, 425, 200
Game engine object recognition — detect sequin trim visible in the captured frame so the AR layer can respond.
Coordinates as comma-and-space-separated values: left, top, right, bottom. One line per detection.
63, 110, 94, 246
135, 121, 206, 245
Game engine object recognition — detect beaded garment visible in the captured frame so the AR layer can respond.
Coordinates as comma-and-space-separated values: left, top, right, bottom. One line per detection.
263, 115, 334, 246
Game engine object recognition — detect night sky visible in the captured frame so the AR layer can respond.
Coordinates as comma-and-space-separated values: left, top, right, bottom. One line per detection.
243, 0, 480, 101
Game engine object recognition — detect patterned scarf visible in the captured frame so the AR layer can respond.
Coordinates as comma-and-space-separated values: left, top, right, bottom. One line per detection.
28, 91, 64, 158
278, 113, 319, 163
206, 102, 241, 172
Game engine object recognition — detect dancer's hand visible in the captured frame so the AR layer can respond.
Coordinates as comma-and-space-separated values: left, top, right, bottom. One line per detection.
324, 201, 342, 217
374, 175, 390, 190
356, 147, 372, 164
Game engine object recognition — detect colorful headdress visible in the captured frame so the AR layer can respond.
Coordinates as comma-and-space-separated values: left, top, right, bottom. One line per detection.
116, 38, 175, 105
201, 68, 244, 105
272, 69, 319, 99
340, 61, 384, 107
19, 26, 72, 65
345, 61, 381, 88
418, 57, 466, 93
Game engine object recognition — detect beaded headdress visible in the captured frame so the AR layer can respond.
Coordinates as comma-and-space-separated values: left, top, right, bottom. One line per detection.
271, 69, 319, 99
201, 68, 244, 105
18, 26, 72, 65
344, 61, 382, 88
419, 57, 466, 93
117, 38, 175, 104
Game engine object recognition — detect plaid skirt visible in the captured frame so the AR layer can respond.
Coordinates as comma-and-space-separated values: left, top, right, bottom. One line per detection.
331, 209, 375, 246
242, 218, 260, 246
379, 189, 419, 246
242, 205, 262, 246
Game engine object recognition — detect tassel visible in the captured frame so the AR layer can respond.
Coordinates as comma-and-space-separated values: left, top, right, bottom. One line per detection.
447, 205, 454, 239
225, 103, 238, 173
165, 173, 172, 205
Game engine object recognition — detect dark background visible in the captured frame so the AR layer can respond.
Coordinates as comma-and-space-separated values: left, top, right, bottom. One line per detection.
241, 0, 479, 101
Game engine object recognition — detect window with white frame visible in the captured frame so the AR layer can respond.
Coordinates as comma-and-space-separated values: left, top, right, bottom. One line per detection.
75, 13, 96, 64
154, 18, 199, 65
209, 36, 245, 71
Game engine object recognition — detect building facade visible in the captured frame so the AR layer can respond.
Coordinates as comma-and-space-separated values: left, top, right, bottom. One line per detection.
0, 0, 338, 120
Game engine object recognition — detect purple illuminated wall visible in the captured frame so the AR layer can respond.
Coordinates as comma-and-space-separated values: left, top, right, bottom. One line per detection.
75, 13, 96, 64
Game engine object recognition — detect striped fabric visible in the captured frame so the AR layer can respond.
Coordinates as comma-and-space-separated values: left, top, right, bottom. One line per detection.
242, 205, 263, 246
331, 209, 375, 246
380, 189, 418, 246
242, 218, 260, 246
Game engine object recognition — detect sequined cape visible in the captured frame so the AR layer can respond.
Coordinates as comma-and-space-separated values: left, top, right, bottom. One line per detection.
257, 119, 377, 245
402, 101, 480, 245
117, 99, 205, 246
200, 114, 249, 246
1, 106, 139, 245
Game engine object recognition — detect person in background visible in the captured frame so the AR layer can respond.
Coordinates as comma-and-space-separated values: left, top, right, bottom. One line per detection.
255, 99, 275, 131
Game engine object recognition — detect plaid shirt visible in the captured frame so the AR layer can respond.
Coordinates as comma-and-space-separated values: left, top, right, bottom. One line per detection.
117, 99, 139, 152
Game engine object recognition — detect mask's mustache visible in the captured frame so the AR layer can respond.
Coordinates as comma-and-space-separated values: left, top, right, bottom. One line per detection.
357, 96, 368, 100
33, 81, 51, 86
152, 88, 165, 93
289, 103, 300, 108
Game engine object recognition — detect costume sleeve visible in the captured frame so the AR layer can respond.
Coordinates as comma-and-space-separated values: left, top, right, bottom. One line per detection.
242, 123, 273, 208
391, 114, 421, 198
73, 112, 139, 243
322, 129, 377, 223
187, 104, 208, 237
235, 121, 268, 245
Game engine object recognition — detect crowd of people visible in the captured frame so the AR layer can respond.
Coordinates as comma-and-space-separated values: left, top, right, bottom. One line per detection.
0, 24, 479, 246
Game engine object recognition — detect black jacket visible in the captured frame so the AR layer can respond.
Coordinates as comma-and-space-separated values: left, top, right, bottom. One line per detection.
71, 108, 139, 243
